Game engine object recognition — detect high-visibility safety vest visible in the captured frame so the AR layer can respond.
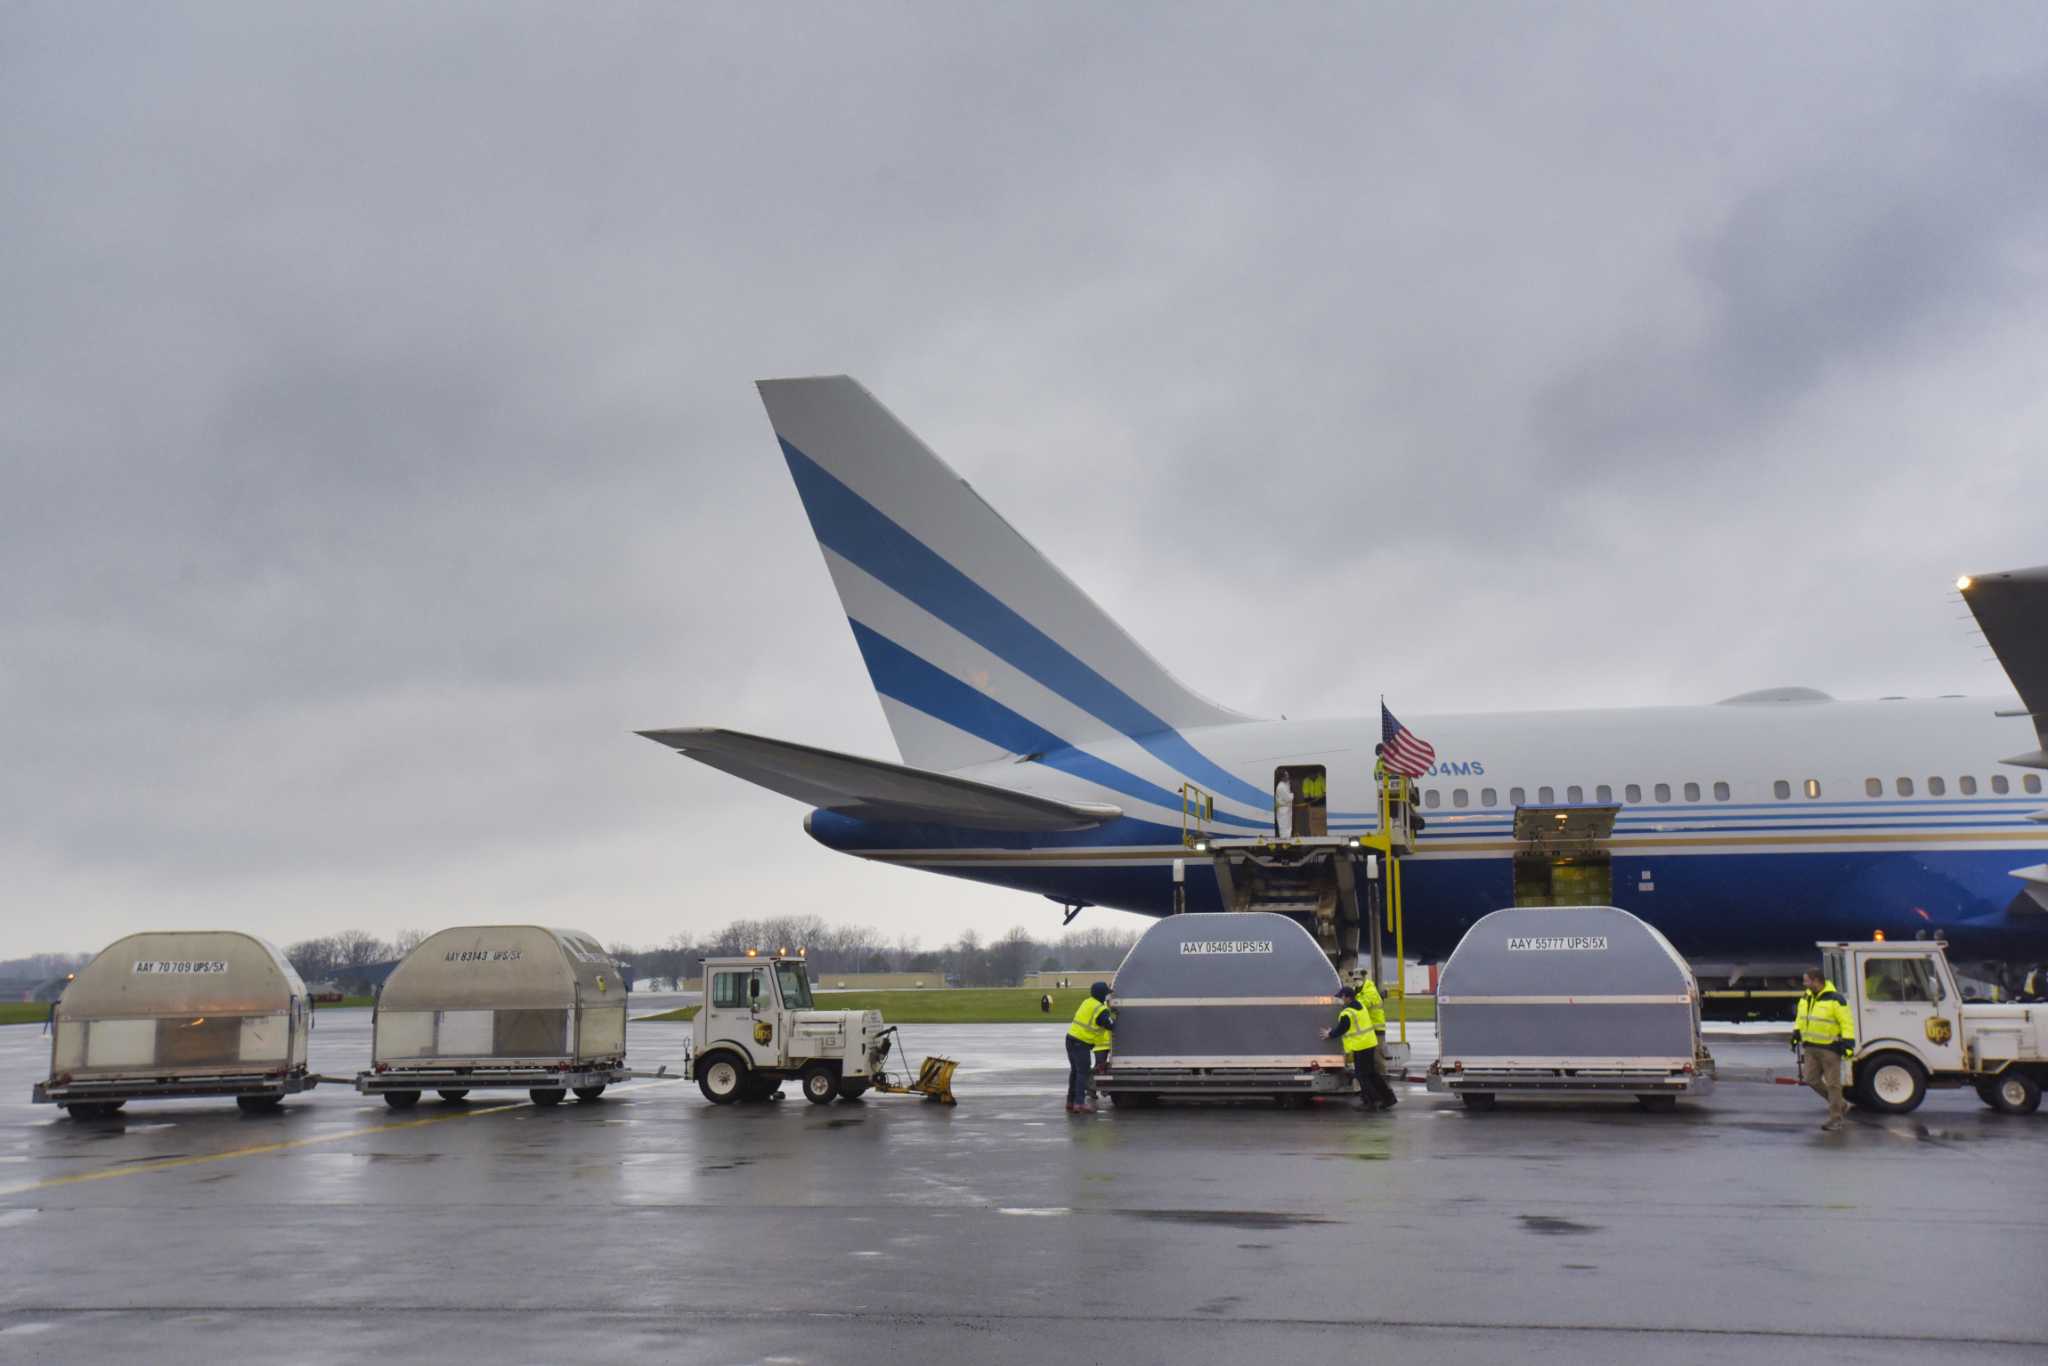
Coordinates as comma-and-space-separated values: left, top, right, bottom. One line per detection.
1795, 981, 1856, 1055
1338, 1004, 1379, 1053
1300, 774, 1327, 800
1356, 978, 1386, 1033
1069, 997, 1112, 1049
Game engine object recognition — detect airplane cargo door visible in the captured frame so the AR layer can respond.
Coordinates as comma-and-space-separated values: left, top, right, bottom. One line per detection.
1512, 805, 1620, 907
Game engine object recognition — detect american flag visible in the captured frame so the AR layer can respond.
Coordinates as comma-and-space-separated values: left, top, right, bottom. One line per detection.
1380, 702, 1436, 778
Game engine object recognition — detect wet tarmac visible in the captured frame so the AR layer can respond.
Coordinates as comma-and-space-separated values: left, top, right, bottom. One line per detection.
2, 1014, 2043, 1364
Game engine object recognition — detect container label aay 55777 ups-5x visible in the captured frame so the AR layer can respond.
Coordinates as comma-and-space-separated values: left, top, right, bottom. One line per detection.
1505, 937, 1609, 952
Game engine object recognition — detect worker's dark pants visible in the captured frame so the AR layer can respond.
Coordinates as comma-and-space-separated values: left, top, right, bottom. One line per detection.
1065, 1035, 1094, 1106
1352, 1048, 1398, 1108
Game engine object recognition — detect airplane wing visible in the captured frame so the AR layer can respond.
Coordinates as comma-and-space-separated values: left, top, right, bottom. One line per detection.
1959, 564, 2048, 767
637, 727, 1123, 832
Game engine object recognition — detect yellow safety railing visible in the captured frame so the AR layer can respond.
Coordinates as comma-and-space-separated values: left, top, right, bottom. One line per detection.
1179, 782, 1214, 849
1352, 765, 1412, 1045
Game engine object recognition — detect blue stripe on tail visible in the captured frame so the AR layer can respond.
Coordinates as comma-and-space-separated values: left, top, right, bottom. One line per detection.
784, 438, 1269, 809
850, 621, 1267, 829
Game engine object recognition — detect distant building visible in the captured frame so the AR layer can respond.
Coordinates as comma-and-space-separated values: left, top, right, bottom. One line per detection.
1020, 970, 1117, 991
680, 971, 942, 992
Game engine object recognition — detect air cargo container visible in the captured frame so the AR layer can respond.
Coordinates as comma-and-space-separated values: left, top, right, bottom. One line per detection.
34, 931, 315, 1118
358, 926, 627, 1108
1426, 905, 1713, 1111
1098, 912, 1357, 1105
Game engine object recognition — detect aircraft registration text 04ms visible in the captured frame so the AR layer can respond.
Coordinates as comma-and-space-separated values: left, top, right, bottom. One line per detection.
1506, 937, 1609, 952
1181, 941, 1274, 955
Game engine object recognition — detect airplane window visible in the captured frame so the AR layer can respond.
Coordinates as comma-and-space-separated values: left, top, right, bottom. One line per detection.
1804, 779, 1822, 798
1509, 787, 1525, 805
1423, 789, 1441, 808
1596, 784, 1613, 803
1713, 781, 1731, 801
1566, 785, 1583, 803
1538, 786, 1555, 804
1683, 782, 1701, 802
1865, 778, 1881, 797
1480, 787, 1497, 806
1959, 776, 1977, 795
1774, 780, 1791, 799
1624, 784, 1641, 803
1927, 776, 1946, 796
1654, 783, 1671, 802
1897, 777, 1914, 796
2028, 775, 2043, 795
1991, 775, 2009, 794
1453, 789, 1469, 808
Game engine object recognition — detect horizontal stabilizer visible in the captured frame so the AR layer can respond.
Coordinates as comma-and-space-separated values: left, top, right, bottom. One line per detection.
2012, 865, 2048, 913
638, 727, 1122, 832
1959, 566, 2048, 757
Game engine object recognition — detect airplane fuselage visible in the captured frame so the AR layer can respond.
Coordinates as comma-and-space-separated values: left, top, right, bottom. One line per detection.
806, 696, 2048, 967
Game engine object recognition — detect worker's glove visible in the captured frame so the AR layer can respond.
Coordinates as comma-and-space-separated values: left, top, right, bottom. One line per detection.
1789, 1037, 1801, 1055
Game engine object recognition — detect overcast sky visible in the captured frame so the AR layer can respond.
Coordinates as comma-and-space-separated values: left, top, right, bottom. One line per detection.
4, 3, 2044, 960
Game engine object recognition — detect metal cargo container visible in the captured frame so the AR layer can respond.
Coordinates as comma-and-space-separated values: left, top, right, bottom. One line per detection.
359, 925, 628, 1108
1426, 905, 1714, 1110
1099, 912, 1355, 1104
33, 931, 315, 1117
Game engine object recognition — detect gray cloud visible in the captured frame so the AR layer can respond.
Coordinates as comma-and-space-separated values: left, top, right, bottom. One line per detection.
3, 2, 2044, 956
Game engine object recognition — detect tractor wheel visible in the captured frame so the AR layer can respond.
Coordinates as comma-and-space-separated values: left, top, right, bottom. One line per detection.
1986, 1069, 2042, 1116
1853, 1053, 1927, 1113
383, 1090, 421, 1111
800, 1066, 839, 1105
696, 1054, 747, 1105
529, 1088, 566, 1106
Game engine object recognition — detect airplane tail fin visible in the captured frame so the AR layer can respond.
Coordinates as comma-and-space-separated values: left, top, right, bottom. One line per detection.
755, 376, 1251, 777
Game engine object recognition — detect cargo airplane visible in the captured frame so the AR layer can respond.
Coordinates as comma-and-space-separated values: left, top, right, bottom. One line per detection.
642, 377, 2048, 978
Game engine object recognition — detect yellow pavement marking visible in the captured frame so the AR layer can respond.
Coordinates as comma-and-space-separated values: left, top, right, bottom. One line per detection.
0, 1079, 679, 1200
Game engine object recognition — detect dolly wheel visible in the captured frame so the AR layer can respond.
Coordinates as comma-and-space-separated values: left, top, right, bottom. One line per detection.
1460, 1092, 1497, 1112
437, 1089, 470, 1103
1987, 1070, 2042, 1116
573, 1085, 607, 1102
383, 1090, 421, 1111
236, 1095, 283, 1115
800, 1066, 839, 1105
1635, 1095, 1678, 1113
529, 1088, 566, 1106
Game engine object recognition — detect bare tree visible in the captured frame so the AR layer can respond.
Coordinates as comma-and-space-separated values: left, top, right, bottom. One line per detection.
391, 928, 428, 957
285, 937, 339, 983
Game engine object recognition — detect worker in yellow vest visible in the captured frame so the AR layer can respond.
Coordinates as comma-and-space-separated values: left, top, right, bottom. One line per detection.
1325, 983, 1398, 1111
1066, 982, 1115, 1113
1793, 967, 1856, 1131
1299, 770, 1328, 836
1355, 974, 1398, 1107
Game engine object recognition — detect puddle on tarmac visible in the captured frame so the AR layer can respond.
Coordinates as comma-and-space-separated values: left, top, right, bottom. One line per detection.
1518, 1214, 1599, 1236
1121, 1209, 1333, 1230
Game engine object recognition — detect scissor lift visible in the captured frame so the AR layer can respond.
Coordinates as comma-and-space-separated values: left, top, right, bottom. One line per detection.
1179, 771, 1421, 1058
